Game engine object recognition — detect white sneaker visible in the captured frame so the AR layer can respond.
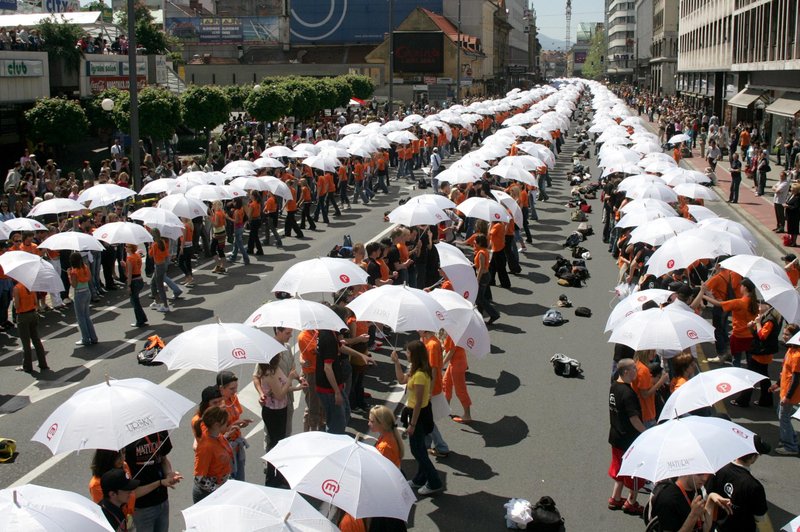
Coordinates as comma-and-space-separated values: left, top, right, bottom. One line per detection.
149, 302, 158, 309
418, 485, 444, 496
156, 305, 170, 313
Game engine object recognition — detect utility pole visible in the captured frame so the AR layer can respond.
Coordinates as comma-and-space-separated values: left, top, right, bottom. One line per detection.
388, 0, 394, 118
455, 0, 461, 104
127, 0, 141, 190
565, 0, 572, 76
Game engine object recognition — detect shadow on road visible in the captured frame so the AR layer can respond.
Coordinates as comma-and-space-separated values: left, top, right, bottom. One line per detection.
428, 490, 510, 530
460, 415, 529, 447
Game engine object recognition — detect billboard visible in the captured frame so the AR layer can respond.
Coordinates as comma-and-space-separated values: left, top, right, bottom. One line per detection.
393, 32, 444, 74
574, 51, 587, 64
290, 0, 442, 44
165, 16, 280, 45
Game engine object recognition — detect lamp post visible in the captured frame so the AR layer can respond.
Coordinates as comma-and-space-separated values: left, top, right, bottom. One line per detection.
455, 0, 461, 105
126, 0, 141, 191
388, 0, 394, 118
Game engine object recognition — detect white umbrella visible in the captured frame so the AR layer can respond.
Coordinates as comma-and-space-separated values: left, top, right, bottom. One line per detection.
456, 197, 511, 223
154, 322, 286, 372
604, 289, 674, 332
302, 154, 340, 173
271, 257, 370, 295
185, 184, 228, 202
27, 198, 87, 217
719, 254, 788, 280
627, 183, 679, 203
38, 232, 104, 252
488, 165, 537, 186
747, 271, 800, 324
697, 218, 757, 248
232, 176, 272, 192
129, 207, 183, 228
620, 198, 676, 215
4, 218, 47, 232
0, 221, 9, 240
686, 205, 719, 222
0, 250, 65, 293
254, 156, 285, 170
77, 184, 136, 209
616, 210, 677, 229
138, 179, 178, 196
94, 222, 153, 245
222, 160, 258, 176
429, 289, 490, 358
386, 130, 418, 144
497, 155, 546, 171
616, 174, 662, 193
516, 142, 555, 167
245, 299, 348, 331
631, 141, 662, 155
260, 176, 294, 202
157, 194, 208, 219
406, 194, 457, 210
644, 160, 679, 174
388, 202, 449, 227
680, 227, 755, 255
628, 217, 696, 246
658, 368, 770, 422
263, 432, 416, 520
645, 234, 723, 277
264, 146, 297, 158
781, 515, 800, 532
490, 190, 523, 228
434, 166, 482, 185
673, 183, 716, 201
339, 123, 365, 136
32, 377, 193, 454
294, 143, 320, 155
347, 284, 448, 333
403, 113, 424, 124
667, 133, 692, 144
0, 484, 114, 532
320, 146, 350, 159
219, 185, 249, 200
609, 305, 715, 351
620, 416, 757, 483
661, 168, 711, 186
434, 242, 479, 304
182, 480, 338, 532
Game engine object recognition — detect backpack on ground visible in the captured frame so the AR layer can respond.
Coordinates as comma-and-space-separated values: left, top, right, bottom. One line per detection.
572, 246, 589, 259
577, 222, 593, 237
550, 353, 583, 378
526, 495, 566, 531
556, 294, 572, 308
571, 209, 587, 222
542, 309, 566, 326
575, 306, 592, 317
138, 335, 165, 365
563, 232, 583, 248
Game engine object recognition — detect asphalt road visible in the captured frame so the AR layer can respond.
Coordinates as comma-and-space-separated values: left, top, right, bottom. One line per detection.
0, 115, 797, 531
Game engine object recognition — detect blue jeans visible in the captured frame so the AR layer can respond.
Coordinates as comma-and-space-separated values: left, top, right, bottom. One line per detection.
410, 427, 442, 489
425, 422, 450, 453
229, 227, 250, 264
133, 500, 170, 532
318, 390, 346, 434
778, 403, 799, 451
151, 262, 168, 304
73, 289, 97, 344
353, 180, 371, 204
230, 436, 248, 481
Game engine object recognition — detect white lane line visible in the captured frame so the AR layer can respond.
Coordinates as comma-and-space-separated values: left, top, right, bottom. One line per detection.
9, 452, 72, 488
0, 331, 153, 419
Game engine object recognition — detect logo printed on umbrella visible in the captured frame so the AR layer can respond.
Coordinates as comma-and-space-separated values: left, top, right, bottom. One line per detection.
321, 479, 340, 497
251, 314, 261, 324
667, 458, 691, 471
760, 283, 770, 291
46, 423, 58, 440
623, 445, 634, 460
125, 416, 154, 433
494, 213, 501, 220
637, 295, 647, 302
232, 348, 247, 359
731, 427, 750, 439
435, 310, 445, 321
435, 213, 442, 220
686, 329, 698, 340
625, 310, 634, 317
101, 233, 108, 239
666, 259, 675, 269
463, 290, 470, 299
716, 382, 731, 393
466, 337, 475, 348
339, 274, 350, 283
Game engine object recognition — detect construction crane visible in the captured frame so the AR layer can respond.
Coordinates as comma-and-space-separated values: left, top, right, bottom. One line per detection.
565, 0, 572, 75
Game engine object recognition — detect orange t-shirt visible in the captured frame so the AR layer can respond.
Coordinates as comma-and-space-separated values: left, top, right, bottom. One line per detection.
316, 175, 328, 196
193, 433, 233, 481
286, 188, 298, 212
787, 265, 800, 287
14, 283, 37, 313
354, 162, 364, 182
69, 264, 91, 284
375, 433, 401, 467
670, 376, 688, 394
397, 242, 409, 262
191, 412, 208, 440
263, 196, 278, 214
443, 335, 468, 371
489, 223, 505, 252
720, 296, 757, 338
248, 200, 261, 220
233, 208, 245, 228
213, 210, 225, 231
339, 514, 367, 532
301, 186, 312, 202
377, 258, 390, 281
780, 347, 800, 404
127, 252, 142, 276
149, 241, 169, 265
474, 248, 489, 272
425, 336, 444, 396
222, 395, 243, 441
751, 320, 776, 364
706, 270, 743, 301
298, 329, 318, 375
632, 360, 656, 423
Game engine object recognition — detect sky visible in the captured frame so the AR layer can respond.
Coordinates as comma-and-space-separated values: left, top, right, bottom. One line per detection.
531, 0, 605, 44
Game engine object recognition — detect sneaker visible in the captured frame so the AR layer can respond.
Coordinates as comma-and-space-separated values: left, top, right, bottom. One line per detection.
407, 480, 423, 489
156, 305, 170, 313
775, 447, 798, 456
171, 292, 183, 301
149, 302, 159, 309
418, 485, 444, 496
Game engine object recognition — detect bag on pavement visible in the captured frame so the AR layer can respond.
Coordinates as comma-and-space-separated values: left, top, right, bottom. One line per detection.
527, 495, 566, 531
542, 309, 566, 326
550, 353, 583, 378
575, 306, 592, 318
138, 335, 165, 365
504, 498, 533, 529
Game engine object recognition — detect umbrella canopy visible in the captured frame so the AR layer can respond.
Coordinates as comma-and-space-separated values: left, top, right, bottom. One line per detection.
616, 210, 677, 229
673, 183, 716, 201
626, 183, 679, 203
174, 172, 211, 193
154, 322, 286, 371
609, 305, 715, 351
259, 177, 294, 202
302, 154, 341, 173
434, 165, 482, 185
28, 198, 87, 217
32, 377, 193, 454
4, 218, 48, 232
138, 179, 178, 196
245, 299, 348, 331
386, 130, 418, 145
686, 205, 719, 222
254, 156, 285, 170
782, 515, 800, 532
488, 165, 537, 186
619, 416, 756, 482
182, 481, 338, 532
619, 198, 675, 215
429, 289, 490, 358
387, 202, 449, 227
435, 242, 479, 303
680, 227, 755, 255
128, 207, 183, 228
94, 222, 153, 245
0, 221, 9, 240
339, 123, 365, 136
406, 194, 457, 210
456, 197, 511, 223
645, 234, 723, 277
347, 284, 448, 333
76, 184, 136, 209
616, 174, 663, 193
222, 160, 258, 176
747, 270, 800, 324
658, 368, 769, 422
157, 194, 208, 219
271, 257, 370, 295
263, 432, 416, 520
628, 217, 696, 246
231, 176, 272, 192
0, 484, 113, 532
264, 146, 297, 158
719, 254, 788, 280
0, 250, 65, 293
667, 133, 692, 144
697, 218, 758, 248
38, 232, 104, 252
604, 289, 674, 332
490, 190, 523, 228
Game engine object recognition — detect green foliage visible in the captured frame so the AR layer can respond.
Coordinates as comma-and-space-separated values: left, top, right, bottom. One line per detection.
343, 74, 375, 100
181, 85, 231, 133
330, 76, 353, 108
81, 1, 113, 23
138, 86, 183, 140
277, 77, 319, 120
223, 85, 252, 111
84, 88, 128, 133
25, 97, 88, 147
582, 28, 606, 80
312, 78, 340, 111
37, 17, 84, 73
118, 1, 172, 55
245, 84, 292, 122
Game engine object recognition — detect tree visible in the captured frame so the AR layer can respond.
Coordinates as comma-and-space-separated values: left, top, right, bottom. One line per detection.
245, 84, 292, 122
117, 1, 172, 55
84, 88, 128, 134
37, 17, 84, 73
223, 85, 252, 111
330, 76, 353, 108
582, 28, 606, 80
25, 97, 88, 149
181, 85, 231, 136
312, 78, 340, 111
81, 1, 113, 23
277, 77, 320, 120
138, 86, 183, 140
343, 74, 375, 100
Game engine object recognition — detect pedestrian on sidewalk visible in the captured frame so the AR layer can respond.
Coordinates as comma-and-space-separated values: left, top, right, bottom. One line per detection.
785, 182, 800, 246
728, 153, 742, 203
773, 171, 790, 233
706, 140, 721, 173
774, 131, 784, 166
756, 150, 770, 196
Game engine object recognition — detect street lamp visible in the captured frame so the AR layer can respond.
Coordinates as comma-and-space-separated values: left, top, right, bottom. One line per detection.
126, 0, 141, 191
101, 98, 114, 112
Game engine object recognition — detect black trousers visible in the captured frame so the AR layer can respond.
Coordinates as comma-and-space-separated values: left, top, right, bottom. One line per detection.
247, 219, 263, 254
489, 249, 510, 288
284, 210, 303, 238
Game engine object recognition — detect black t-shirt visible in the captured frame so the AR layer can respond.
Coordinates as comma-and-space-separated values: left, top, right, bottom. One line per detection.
124, 431, 172, 508
99, 499, 128, 532
315, 330, 343, 393
651, 482, 700, 531
730, 159, 742, 176
707, 463, 767, 532
608, 381, 641, 450
386, 246, 401, 273
366, 258, 381, 286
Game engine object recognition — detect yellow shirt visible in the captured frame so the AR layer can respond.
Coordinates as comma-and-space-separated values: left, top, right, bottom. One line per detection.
406, 371, 431, 409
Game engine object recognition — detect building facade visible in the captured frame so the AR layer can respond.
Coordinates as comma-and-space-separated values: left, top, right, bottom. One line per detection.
634, 0, 652, 88
650, 0, 677, 95
605, 0, 635, 80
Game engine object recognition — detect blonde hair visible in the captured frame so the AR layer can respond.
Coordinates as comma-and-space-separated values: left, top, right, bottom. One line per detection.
370, 405, 404, 461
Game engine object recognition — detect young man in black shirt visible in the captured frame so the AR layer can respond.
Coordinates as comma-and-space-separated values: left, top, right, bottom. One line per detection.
124, 431, 180, 532
649, 473, 732, 532
316, 320, 347, 434
99, 468, 140, 532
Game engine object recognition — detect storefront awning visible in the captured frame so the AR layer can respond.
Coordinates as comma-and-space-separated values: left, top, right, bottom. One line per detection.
728, 88, 764, 108
766, 93, 800, 118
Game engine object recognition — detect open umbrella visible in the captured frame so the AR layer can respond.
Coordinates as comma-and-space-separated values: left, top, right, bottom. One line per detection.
673, 183, 716, 201
0, 484, 113, 532
429, 289, 490, 358
406, 194, 457, 210
94, 222, 153, 245
222, 160, 257, 176
434, 165, 482, 185
231, 176, 271, 192
686, 205, 719, 222
27, 198, 87, 217
645, 233, 722, 277
619, 198, 675, 216
128, 207, 184, 228
38, 232, 104, 252
264, 146, 296, 158
263, 432, 416, 520
387, 202, 448, 227
488, 165, 537, 186
619, 416, 756, 482
435, 242, 479, 303
782, 515, 800, 532
609, 305, 715, 351
4, 218, 48, 232
245, 299, 348, 331
667, 133, 691, 145
626, 183, 679, 203
77, 184, 136, 209
747, 270, 800, 323
157, 194, 208, 219
604, 289, 674, 332
154, 322, 286, 371
616, 210, 677, 229
658, 368, 769, 422
138, 179, 178, 196
347, 284, 448, 333
490, 190, 523, 228
182, 480, 338, 532
628, 217, 696, 246
302, 155, 340, 173
32, 377, 193, 454
174, 172, 211, 193
0, 221, 9, 240
0, 250, 64, 293
254, 156, 285, 170
456, 197, 511, 223
720, 254, 788, 280
697, 218, 758, 248
271, 257, 370, 295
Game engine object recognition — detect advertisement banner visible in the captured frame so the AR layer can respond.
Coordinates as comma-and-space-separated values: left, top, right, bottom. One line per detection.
165, 16, 280, 44
393, 32, 444, 74
86, 61, 146, 77
0, 0, 16, 10
0, 59, 44, 77
90, 76, 146, 93
290, 0, 442, 44
574, 51, 587, 64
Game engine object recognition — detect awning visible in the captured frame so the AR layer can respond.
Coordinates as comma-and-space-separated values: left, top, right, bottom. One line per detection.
766, 93, 800, 118
728, 88, 764, 108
